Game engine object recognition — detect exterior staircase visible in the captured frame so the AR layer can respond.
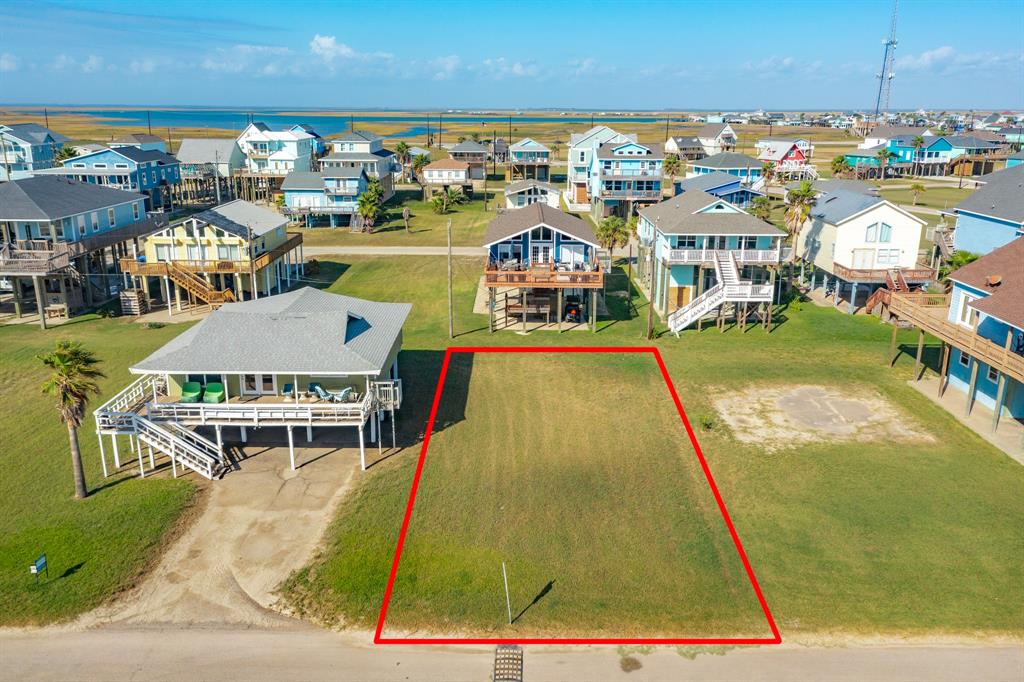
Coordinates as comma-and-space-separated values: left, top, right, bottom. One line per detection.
666, 251, 773, 336
864, 268, 922, 315
166, 263, 236, 308
133, 415, 224, 480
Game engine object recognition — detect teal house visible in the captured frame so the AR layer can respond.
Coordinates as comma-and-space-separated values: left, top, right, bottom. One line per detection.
281, 168, 369, 228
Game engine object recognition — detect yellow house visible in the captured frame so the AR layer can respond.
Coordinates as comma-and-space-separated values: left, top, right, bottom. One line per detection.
122, 199, 303, 311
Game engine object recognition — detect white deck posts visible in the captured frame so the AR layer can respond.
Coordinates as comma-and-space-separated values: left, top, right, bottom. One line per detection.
98, 433, 108, 478
287, 426, 296, 470
215, 425, 223, 456
294, 374, 299, 405
147, 445, 155, 469
299, 243, 305, 276
163, 276, 172, 319
377, 412, 383, 455
370, 411, 377, 443
137, 437, 146, 478
306, 425, 313, 443
358, 424, 365, 471
240, 425, 247, 442
111, 434, 120, 468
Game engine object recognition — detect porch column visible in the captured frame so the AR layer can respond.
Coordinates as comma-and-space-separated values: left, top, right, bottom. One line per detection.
358, 423, 366, 471
32, 276, 46, 330
991, 373, 1008, 433
81, 256, 94, 306
810, 267, 817, 291
938, 343, 950, 396
965, 358, 980, 416
847, 281, 858, 315
287, 426, 296, 471
299, 243, 305, 276
294, 374, 299, 405
488, 288, 494, 334
222, 374, 230, 402
163, 276, 172, 319
240, 425, 247, 443
215, 425, 223, 457
11, 277, 21, 317
111, 434, 120, 468
307, 425, 313, 443
557, 289, 563, 334
97, 433, 108, 478
276, 260, 282, 293
370, 410, 377, 443
264, 267, 271, 296
137, 436, 146, 478
913, 329, 925, 380
591, 289, 597, 332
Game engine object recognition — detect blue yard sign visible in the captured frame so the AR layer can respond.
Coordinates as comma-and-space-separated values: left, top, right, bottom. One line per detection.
29, 554, 48, 581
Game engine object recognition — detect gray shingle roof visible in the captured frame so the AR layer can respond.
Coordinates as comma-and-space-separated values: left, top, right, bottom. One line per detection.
130, 288, 411, 376
448, 140, 488, 153
1, 123, 69, 145
697, 123, 730, 139
108, 146, 178, 165
668, 136, 702, 149
955, 165, 1024, 224
331, 130, 381, 143
808, 189, 882, 224
281, 171, 326, 191
175, 138, 240, 165
595, 141, 664, 159
675, 171, 744, 192
693, 152, 759, 169
0, 176, 144, 221
193, 199, 287, 237
321, 149, 394, 163
783, 179, 879, 196
504, 179, 557, 195
639, 191, 783, 236
484, 204, 597, 246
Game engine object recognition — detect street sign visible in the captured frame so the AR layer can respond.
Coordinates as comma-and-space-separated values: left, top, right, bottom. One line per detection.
29, 554, 48, 581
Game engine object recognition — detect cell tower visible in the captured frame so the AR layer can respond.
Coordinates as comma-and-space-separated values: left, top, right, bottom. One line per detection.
872, 0, 899, 120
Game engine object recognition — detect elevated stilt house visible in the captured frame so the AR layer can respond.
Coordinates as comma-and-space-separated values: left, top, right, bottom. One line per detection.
482, 203, 604, 332
94, 287, 411, 478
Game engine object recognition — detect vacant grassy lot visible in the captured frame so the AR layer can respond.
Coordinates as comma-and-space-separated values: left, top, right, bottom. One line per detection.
0, 317, 197, 625
880, 185, 974, 211
379, 352, 769, 638
283, 255, 1024, 638
293, 189, 501, 248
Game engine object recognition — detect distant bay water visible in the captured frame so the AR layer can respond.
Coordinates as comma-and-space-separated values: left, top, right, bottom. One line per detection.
18, 108, 663, 138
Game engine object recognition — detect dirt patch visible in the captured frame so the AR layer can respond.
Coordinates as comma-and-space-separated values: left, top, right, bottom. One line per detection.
713, 384, 934, 452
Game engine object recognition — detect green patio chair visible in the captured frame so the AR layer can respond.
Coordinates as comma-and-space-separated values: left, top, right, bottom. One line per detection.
202, 382, 225, 403
180, 381, 203, 403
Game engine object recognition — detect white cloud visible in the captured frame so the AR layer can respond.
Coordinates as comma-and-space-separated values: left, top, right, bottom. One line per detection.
0, 53, 18, 72
200, 44, 292, 75
742, 55, 796, 74
478, 57, 540, 79
129, 59, 156, 74
52, 54, 105, 73
430, 55, 461, 80
896, 46, 1023, 75
310, 34, 354, 61
569, 58, 597, 77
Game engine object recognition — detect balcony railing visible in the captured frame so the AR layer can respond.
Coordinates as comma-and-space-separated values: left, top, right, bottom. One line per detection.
510, 155, 550, 164
600, 168, 662, 177
667, 248, 781, 264
484, 259, 604, 289
146, 392, 375, 427
119, 233, 302, 275
282, 205, 356, 215
888, 293, 1024, 384
599, 188, 662, 199
0, 240, 72, 275
833, 262, 936, 282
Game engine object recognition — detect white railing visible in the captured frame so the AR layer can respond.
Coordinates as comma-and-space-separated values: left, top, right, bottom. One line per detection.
145, 391, 374, 427
667, 248, 782, 264
724, 283, 773, 300
135, 415, 221, 480
95, 374, 167, 432
372, 379, 402, 411
668, 284, 725, 334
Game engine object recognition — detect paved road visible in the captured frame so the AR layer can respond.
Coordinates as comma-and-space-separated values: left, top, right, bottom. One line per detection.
2, 626, 1021, 681
304, 245, 486, 257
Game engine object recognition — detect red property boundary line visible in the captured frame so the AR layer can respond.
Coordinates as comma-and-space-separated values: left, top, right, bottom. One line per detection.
374, 346, 782, 645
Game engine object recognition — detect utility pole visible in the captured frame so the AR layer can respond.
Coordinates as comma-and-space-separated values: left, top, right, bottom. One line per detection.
147, 111, 153, 135
438, 113, 443, 149
214, 150, 222, 204
447, 218, 454, 338
44, 108, 49, 129
502, 562, 512, 626
492, 130, 497, 175
645, 235, 656, 340
248, 224, 258, 300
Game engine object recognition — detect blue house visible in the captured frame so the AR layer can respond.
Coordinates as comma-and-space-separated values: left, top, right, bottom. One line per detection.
588, 140, 664, 218
37, 146, 181, 211
950, 165, 1024, 255
1006, 150, 1024, 169
942, 237, 1024, 428
673, 171, 764, 208
482, 203, 604, 331
636, 191, 784, 334
689, 152, 762, 184
0, 176, 167, 328
886, 135, 999, 176
281, 168, 368, 228
0, 123, 69, 181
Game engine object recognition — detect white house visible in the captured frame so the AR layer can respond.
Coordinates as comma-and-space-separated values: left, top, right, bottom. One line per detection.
796, 189, 929, 312
504, 179, 560, 209
565, 125, 635, 208
420, 159, 471, 193
696, 123, 737, 156
236, 122, 314, 175
321, 131, 398, 199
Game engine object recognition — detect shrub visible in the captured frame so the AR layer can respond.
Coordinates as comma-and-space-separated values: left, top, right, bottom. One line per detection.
619, 656, 642, 673
698, 414, 716, 431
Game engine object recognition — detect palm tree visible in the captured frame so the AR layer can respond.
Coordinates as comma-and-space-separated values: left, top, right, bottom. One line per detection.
783, 180, 818, 286
595, 215, 629, 252
39, 340, 105, 500
760, 161, 776, 186
430, 187, 467, 215
910, 135, 925, 177
357, 178, 384, 232
749, 196, 772, 221
663, 154, 683, 186
875, 148, 894, 179
55, 145, 78, 162
830, 155, 851, 177
394, 141, 410, 183
411, 153, 429, 183
909, 182, 926, 205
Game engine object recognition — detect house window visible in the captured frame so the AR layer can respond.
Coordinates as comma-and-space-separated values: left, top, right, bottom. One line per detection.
865, 223, 877, 242
72, 162, 86, 168
678, 235, 697, 249
876, 249, 900, 265
956, 294, 976, 326
155, 245, 171, 261
217, 245, 240, 260
987, 366, 999, 382
94, 163, 107, 169
77, 214, 87, 234
107, 208, 115, 227
115, 163, 129, 169
530, 226, 553, 241
740, 236, 757, 249
133, 202, 141, 220
879, 223, 893, 243
958, 352, 971, 368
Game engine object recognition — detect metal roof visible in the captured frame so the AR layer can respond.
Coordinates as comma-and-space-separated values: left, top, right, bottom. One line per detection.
504, 179, 557, 195
131, 288, 412, 376
0, 176, 145, 221
808, 189, 885, 224
175, 138, 240, 165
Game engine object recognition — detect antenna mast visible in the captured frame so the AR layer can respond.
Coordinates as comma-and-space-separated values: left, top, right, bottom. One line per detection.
872, 0, 899, 120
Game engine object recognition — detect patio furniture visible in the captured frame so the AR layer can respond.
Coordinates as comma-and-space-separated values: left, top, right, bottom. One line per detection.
202, 382, 225, 403
307, 382, 322, 398
180, 381, 203, 403
314, 385, 353, 403
282, 383, 295, 398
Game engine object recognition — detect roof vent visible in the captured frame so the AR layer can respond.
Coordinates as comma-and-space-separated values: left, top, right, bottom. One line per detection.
985, 274, 1002, 287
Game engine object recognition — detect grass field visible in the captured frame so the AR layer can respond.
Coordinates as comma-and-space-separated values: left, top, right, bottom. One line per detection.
880, 186, 974, 211
0, 317, 198, 625
4, 253, 1022, 635
294, 188, 501, 248
379, 352, 769, 638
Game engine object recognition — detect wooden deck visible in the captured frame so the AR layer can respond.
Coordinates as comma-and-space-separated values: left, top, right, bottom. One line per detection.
119, 233, 303, 276
833, 262, 935, 283
484, 260, 604, 289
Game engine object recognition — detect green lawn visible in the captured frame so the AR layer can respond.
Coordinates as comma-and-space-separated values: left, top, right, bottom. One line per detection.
379, 352, 769, 638
880, 186, 975, 211
0, 317, 197, 625
282, 255, 1024, 637
292, 188, 501, 248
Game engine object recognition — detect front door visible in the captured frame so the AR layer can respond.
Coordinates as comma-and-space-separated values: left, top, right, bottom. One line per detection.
852, 248, 875, 269
242, 373, 276, 396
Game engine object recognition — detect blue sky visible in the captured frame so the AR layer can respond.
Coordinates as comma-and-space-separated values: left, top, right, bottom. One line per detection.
2, 0, 1022, 110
